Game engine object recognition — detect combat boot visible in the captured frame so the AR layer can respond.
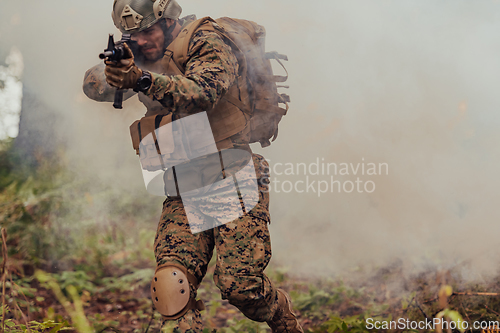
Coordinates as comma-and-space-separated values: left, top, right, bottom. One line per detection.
266, 289, 304, 333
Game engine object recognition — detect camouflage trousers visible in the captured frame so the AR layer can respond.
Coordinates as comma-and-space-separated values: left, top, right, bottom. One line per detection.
154, 153, 279, 332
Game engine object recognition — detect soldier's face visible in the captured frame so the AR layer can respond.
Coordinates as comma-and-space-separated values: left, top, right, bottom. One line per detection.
131, 22, 165, 61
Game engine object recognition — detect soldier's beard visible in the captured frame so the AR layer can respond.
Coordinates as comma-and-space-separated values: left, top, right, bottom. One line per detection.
140, 20, 177, 64
141, 47, 164, 62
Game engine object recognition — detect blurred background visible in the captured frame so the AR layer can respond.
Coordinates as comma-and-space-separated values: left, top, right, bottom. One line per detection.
2, 0, 500, 281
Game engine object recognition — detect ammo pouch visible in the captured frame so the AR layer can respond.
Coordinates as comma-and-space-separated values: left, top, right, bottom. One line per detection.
130, 111, 259, 234
129, 111, 252, 197
130, 113, 214, 172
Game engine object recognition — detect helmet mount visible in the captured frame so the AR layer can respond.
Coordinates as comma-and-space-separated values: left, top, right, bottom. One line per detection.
120, 5, 144, 31
112, 0, 182, 34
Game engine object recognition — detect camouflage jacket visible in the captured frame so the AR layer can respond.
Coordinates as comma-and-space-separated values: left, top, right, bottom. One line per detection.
83, 15, 239, 118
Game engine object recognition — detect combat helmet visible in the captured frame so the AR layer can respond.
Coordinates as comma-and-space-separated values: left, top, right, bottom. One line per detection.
112, 0, 182, 33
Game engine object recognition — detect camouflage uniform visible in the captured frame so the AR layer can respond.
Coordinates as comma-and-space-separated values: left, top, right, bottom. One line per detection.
156, 154, 277, 332
83, 16, 280, 332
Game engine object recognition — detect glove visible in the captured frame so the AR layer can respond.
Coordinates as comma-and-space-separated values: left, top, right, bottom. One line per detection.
104, 43, 143, 90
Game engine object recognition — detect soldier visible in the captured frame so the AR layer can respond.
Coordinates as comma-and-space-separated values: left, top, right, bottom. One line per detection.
83, 0, 303, 332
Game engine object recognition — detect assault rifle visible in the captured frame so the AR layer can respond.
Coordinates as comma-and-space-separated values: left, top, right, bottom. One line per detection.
99, 34, 138, 109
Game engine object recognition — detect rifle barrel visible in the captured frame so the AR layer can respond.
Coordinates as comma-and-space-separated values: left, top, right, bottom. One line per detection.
99, 51, 114, 59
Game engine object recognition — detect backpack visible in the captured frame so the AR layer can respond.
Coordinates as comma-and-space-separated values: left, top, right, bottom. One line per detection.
171, 16, 290, 148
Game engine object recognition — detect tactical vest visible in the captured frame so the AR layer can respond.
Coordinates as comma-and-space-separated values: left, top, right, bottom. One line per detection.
131, 17, 251, 154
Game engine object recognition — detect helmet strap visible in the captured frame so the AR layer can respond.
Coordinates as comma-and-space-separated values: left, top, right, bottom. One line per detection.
161, 19, 179, 49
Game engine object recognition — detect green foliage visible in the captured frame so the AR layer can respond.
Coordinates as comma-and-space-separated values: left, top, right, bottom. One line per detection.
207, 299, 221, 318
290, 280, 366, 320
0, 138, 14, 189
88, 313, 120, 333
0, 306, 71, 333
49, 271, 97, 294
266, 266, 288, 284
0, 140, 69, 270
436, 309, 466, 333
217, 318, 268, 333
35, 270, 93, 333
0, 137, 160, 275
321, 315, 369, 333
2, 318, 72, 333
2, 278, 41, 314
101, 268, 154, 292
401, 291, 416, 310
293, 286, 336, 312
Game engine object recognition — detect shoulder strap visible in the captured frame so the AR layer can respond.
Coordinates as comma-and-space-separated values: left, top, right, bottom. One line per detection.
168, 16, 248, 77
167, 17, 217, 73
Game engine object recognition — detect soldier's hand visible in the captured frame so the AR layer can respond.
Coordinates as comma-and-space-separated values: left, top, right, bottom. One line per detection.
104, 43, 142, 89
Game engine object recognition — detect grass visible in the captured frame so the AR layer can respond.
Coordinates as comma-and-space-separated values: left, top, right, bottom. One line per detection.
1, 140, 500, 332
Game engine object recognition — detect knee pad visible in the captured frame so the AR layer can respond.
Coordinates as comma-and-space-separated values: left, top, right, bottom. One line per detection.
151, 263, 205, 320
